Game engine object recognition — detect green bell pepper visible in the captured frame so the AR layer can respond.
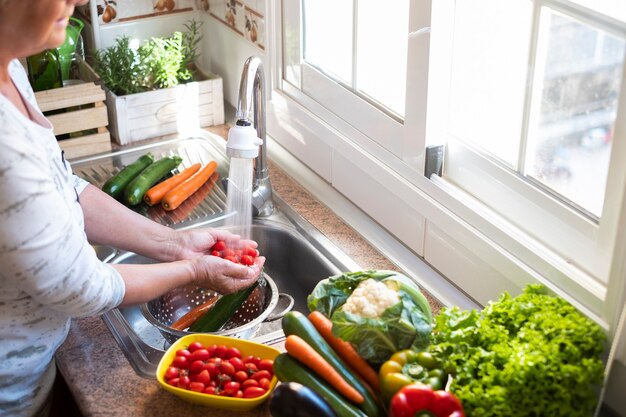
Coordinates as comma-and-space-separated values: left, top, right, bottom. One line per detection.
379, 349, 446, 405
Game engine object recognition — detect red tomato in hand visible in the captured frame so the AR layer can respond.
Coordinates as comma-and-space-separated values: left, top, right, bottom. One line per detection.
212, 240, 226, 252
240, 255, 254, 266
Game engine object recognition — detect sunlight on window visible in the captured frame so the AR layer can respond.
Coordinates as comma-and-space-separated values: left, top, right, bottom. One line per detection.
526, 9, 625, 217
303, 0, 353, 84
303, 0, 409, 118
569, 0, 626, 24
447, 0, 532, 167
356, 0, 409, 117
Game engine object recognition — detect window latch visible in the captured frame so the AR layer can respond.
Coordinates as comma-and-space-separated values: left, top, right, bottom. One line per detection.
424, 145, 444, 178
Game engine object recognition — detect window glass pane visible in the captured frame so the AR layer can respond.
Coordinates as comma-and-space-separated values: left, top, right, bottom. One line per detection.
447, 0, 532, 167
356, 0, 409, 117
525, 8, 625, 217
303, 0, 353, 85
569, 0, 626, 24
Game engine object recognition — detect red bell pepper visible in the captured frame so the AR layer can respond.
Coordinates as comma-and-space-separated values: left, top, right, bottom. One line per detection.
389, 383, 465, 417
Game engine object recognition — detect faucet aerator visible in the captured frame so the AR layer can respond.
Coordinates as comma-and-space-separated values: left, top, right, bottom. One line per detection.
226, 122, 263, 159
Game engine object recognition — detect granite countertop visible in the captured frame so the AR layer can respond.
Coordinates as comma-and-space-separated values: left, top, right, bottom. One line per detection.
56, 125, 442, 417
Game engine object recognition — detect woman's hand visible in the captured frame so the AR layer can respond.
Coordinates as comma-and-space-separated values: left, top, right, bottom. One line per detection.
190, 253, 266, 294
172, 228, 259, 261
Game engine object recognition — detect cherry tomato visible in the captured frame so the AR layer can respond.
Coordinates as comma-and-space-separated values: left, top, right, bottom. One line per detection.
243, 386, 266, 398
189, 382, 205, 392
195, 370, 212, 386
224, 255, 238, 263
252, 370, 272, 381
234, 370, 248, 383
222, 381, 240, 396
206, 344, 217, 357
219, 361, 236, 376
212, 240, 226, 252
258, 377, 271, 390
245, 362, 258, 373
167, 377, 180, 387
215, 345, 228, 358
203, 386, 217, 395
178, 375, 191, 389
257, 359, 274, 372
187, 341, 204, 352
243, 246, 259, 257
211, 250, 221, 257
243, 355, 261, 365
164, 366, 180, 380
240, 255, 254, 266
189, 360, 205, 374
175, 349, 191, 358
229, 357, 245, 373
202, 362, 218, 378
226, 347, 242, 359
172, 355, 189, 369
234, 390, 244, 398
190, 348, 210, 362
241, 379, 259, 389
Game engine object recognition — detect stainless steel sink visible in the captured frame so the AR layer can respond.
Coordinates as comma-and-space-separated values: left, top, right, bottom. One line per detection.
71, 135, 360, 378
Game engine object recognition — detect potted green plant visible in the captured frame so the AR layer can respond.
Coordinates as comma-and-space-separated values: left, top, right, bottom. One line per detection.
92, 20, 224, 145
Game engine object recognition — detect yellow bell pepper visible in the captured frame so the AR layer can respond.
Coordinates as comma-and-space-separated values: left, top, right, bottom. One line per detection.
379, 349, 445, 406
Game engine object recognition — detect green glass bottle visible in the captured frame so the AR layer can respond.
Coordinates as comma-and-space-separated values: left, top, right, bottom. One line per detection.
26, 49, 63, 92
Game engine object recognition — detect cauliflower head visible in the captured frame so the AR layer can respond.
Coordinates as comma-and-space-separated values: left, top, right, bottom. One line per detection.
341, 278, 400, 318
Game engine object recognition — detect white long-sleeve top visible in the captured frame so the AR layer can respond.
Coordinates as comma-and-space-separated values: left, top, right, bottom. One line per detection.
0, 60, 125, 417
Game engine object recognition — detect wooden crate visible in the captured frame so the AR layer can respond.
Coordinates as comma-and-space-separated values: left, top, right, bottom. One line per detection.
34, 60, 111, 159
106, 74, 224, 146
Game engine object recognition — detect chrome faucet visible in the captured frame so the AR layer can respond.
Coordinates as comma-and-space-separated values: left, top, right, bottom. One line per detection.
232, 56, 274, 217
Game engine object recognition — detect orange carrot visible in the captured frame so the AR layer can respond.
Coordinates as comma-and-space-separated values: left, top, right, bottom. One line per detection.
284, 334, 364, 405
170, 294, 219, 330
308, 310, 380, 392
143, 163, 201, 206
162, 161, 218, 211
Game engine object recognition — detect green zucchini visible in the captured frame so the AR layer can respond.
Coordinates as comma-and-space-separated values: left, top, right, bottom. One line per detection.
281, 311, 384, 417
188, 281, 259, 332
273, 354, 367, 417
102, 153, 154, 199
123, 156, 183, 206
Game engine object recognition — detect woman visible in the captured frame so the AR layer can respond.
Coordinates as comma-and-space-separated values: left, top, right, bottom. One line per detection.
0, 1, 265, 416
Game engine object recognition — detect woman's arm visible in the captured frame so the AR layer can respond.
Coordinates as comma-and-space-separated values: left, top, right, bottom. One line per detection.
79, 184, 260, 263
113, 254, 264, 306
79, 184, 182, 261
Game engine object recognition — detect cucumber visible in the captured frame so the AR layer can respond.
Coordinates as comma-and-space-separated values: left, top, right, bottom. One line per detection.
188, 281, 259, 332
281, 311, 384, 417
273, 354, 367, 417
102, 153, 154, 199
123, 156, 183, 206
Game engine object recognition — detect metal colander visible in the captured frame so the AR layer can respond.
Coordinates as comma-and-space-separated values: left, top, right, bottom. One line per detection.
141, 274, 280, 344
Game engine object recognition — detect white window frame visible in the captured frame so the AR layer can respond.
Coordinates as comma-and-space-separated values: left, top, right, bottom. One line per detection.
266, 0, 626, 337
